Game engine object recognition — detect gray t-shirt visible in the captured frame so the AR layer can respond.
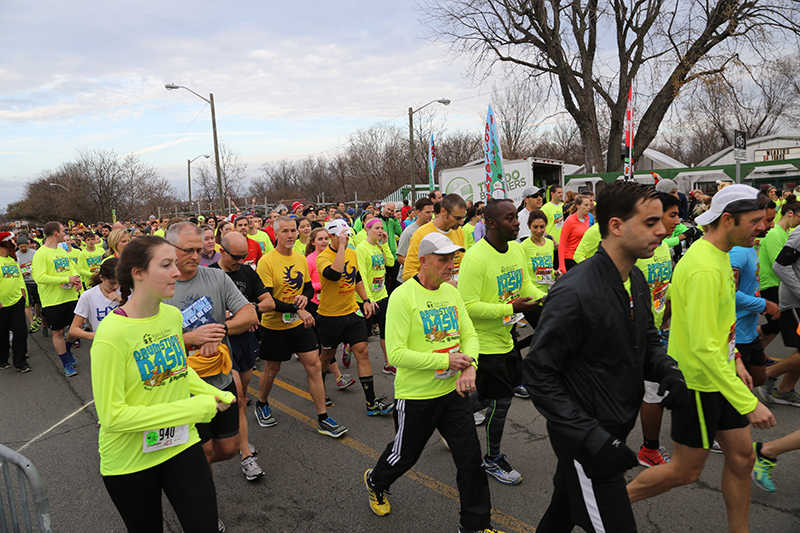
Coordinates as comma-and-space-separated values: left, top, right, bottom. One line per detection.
16, 249, 36, 284
164, 267, 249, 389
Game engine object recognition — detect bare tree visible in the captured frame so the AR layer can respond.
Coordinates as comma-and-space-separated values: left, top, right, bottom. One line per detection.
12, 149, 178, 223
490, 77, 548, 159
194, 142, 248, 209
421, 0, 800, 172
653, 57, 800, 165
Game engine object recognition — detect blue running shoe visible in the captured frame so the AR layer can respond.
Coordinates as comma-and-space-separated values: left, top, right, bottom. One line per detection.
317, 417, 348, 438
254, 403, 277, 427
64, 363, 78, 377
752, 442, 777, 492
366, 397, 394, 416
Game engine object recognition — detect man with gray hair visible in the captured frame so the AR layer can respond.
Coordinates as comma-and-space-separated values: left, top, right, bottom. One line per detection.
164, 222, 259, 528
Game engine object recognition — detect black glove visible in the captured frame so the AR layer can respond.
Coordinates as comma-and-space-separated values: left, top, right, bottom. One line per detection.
592, 436, 638, 477
658, 365, 690, 410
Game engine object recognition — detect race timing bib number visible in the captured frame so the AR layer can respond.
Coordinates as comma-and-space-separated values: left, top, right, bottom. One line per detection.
282, 312, 299, 324
535, 266, 554, 285
371, 275, 385, 294
653, 282, 668, 314
434, 345, 460, 380
142, 425, 189, 453
728, 323, 736, 362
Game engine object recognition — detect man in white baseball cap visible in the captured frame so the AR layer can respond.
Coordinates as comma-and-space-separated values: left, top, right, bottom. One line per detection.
517, 186, 545, 241
364, 231, 503, 533
628, 183, 776, 530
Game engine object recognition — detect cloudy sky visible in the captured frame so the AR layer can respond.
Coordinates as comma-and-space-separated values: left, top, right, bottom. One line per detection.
1, 0, 508, 211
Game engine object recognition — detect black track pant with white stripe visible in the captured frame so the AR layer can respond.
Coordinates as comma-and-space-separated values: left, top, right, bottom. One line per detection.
369, 390, 492, 531
537, 458, 636, 533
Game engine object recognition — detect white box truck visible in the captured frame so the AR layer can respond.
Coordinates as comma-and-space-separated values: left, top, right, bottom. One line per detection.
439, 157, 564, 205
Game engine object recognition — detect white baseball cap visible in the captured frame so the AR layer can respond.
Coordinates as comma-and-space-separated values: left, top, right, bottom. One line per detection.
695, 184, 761, 225
325, 219, 354, 237
418, 233, 465, 258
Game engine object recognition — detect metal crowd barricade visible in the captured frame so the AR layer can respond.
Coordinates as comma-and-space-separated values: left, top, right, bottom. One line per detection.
0, 443, 52, 533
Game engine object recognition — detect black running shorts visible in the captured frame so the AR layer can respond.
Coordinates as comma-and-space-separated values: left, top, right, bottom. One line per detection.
260, 323, 319, 361
196, 380, 239, 444
42, 300, 77, 331
475, 349, 522, 401
671, 390, 749, 450
316, 312, 368, 350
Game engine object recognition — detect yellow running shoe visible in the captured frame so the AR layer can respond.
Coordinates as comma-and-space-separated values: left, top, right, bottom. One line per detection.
364, 469, 390, 516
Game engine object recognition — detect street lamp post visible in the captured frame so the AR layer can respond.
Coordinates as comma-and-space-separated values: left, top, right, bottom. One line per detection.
188, 154, 210, 214
408, 99, 450, 203
165, 83, 225, 215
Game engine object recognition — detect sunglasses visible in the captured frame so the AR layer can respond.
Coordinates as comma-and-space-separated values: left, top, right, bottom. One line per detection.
171, 243, 204, 256
221, 245, 247, 261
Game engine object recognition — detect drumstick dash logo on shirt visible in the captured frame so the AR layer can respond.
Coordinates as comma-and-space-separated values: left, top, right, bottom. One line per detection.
420, 305, 460, 343
282, 265, 303, 291
133, 332, 189, 388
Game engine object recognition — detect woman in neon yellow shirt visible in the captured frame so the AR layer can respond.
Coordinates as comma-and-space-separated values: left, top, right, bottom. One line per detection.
294, 216, 312, 255
91, 236, 235, 532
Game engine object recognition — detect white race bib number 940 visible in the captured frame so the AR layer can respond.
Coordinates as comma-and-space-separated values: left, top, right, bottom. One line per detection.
143, 425, 189, 453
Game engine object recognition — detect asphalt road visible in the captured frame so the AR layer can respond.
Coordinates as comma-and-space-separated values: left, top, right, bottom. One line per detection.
2, 325, 800, 532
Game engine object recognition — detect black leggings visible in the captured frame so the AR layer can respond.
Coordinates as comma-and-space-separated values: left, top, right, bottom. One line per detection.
103, 442, 218, 532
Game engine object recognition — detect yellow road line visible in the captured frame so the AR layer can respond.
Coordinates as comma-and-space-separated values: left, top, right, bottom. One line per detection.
247, 374, 536, 533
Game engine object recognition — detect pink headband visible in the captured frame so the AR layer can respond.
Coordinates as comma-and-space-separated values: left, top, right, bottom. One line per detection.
365, 218, 383, 231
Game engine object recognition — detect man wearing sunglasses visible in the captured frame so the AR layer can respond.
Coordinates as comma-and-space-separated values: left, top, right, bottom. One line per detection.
402, 194, 467, 285
516, 186, 544, 242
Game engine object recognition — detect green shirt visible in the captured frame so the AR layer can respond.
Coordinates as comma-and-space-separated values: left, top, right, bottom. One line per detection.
573, 224, 601, 263
759, 225, 788, 290
91, 304, 230, 476
463, 223, 476, 250
541, 202, 564, 243
250, 230, 275, 256
458, 239, 545, 354
78, 247, 105, 287
635, 241, 672, 329
386, 277, 480, 400
0, 256, 25, 308
669, 239, 757, 416
32, 245, 80, 308
519, 237, 555, 293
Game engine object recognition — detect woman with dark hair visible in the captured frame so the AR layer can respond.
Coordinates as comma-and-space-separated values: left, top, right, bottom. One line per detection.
91, 236, 234, 532
67, 257, 120, 345
214, 221, 233, 253
558, 194, 592, 272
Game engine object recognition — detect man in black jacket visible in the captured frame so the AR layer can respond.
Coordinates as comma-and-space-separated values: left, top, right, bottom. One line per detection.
523, 181, 690, 532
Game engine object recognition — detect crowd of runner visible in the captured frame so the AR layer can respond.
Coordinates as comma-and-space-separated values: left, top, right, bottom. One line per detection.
1, 182, 800, 532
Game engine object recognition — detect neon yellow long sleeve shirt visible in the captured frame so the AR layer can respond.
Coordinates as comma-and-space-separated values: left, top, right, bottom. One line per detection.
386, 278, 479, 400
458, 239, 544, 354
669, 239, 757, 415
91, 304, 232, 475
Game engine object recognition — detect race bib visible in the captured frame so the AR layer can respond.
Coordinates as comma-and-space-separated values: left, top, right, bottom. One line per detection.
371, 275, 385, 293
653, 282, 668, 314
142, 425, 189, 453
535, 266, 554, 285
503, 313, 524, 326
555, 216, 564, 229
282, 312, 299, 324
728, 323, 736, 362
60, 282, 73, 290
356, 308, 364, 318
434, 345, 460, 379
